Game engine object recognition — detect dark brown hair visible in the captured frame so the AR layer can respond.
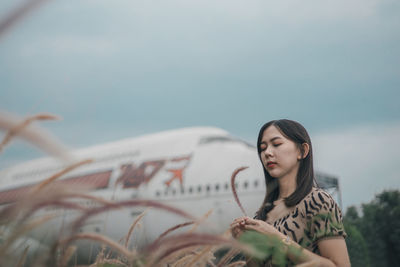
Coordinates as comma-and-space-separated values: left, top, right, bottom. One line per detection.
255, 119, 317, 220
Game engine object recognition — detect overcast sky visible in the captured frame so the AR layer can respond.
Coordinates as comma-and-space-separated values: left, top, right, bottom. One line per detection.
0, 0, 399, 211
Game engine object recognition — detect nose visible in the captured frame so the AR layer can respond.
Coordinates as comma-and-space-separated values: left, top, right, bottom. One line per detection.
264, 146, 273, 158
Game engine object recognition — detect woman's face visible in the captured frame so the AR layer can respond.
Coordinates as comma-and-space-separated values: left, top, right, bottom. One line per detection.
259, 125, 302, 180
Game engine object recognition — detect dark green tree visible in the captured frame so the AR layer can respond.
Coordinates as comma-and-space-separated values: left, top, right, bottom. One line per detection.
346, 190, 400, 267
343, 206, 370, 267
344, 206, 360, 225
343, 221, 370, 267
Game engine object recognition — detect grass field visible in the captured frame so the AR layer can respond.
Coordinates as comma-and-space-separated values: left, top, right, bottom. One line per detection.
0, 112, 293, 267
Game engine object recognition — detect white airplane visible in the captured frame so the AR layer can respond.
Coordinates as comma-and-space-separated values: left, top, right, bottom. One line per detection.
0, 127, 265, 249
0, 126, 340, 257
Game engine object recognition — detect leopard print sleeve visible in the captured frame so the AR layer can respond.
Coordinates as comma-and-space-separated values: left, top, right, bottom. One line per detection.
309, 189, 347, 243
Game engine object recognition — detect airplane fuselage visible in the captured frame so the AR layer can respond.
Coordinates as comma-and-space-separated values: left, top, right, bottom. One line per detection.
0, 127, 266, 249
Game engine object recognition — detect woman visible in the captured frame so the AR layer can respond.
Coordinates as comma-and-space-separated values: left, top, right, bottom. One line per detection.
230, 119, 350, 267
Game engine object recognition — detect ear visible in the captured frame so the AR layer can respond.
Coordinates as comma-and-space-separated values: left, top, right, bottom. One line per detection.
298, 143, 310, 160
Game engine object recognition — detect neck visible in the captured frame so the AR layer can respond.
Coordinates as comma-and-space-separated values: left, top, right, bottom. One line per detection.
277, 169, 298, 199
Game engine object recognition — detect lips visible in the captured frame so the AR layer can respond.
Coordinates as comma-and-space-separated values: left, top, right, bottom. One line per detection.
266, 161, 277, 168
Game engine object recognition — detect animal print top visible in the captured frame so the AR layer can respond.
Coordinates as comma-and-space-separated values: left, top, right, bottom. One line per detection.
260, 187, 347, 256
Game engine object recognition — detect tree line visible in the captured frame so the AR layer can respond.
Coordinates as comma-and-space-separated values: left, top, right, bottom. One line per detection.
344, 189, 400, 267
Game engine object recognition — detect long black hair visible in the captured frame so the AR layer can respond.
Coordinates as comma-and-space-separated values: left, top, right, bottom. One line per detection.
255, 119, 316, 221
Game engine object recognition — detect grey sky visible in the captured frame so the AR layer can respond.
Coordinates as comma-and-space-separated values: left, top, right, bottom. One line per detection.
1, 0, 399, 210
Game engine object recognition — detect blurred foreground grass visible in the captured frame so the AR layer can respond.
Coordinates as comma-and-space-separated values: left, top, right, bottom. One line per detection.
0, 112, 292, 267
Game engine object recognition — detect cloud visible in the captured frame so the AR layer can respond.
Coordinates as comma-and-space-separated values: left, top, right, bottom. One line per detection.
312, 122, 400, 210
101, 0, 384, 23
17, 35, 117, 58
1, 0, 399, 186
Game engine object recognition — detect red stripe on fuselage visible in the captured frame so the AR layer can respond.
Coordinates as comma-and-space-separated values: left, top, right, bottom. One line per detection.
0, 170, 112, 205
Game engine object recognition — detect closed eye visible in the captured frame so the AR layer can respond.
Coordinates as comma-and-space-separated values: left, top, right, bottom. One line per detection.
259, 144, 267, 151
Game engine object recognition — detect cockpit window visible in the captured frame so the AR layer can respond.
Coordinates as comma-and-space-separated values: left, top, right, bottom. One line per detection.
198, 135, 255, 148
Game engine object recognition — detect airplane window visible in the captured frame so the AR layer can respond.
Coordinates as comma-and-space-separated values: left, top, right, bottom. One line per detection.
254, 180, 259, 187
156, 191, 161, 197
215, 184, 220, 191
189, 186, 193, 194
244, 181, 248, 189
180, 187, 185, 194
164, 189, 169, 196
224, 183, 229, 191
197, 185, 202, 193
206, 185, 211, 192
172, 188, 176, 195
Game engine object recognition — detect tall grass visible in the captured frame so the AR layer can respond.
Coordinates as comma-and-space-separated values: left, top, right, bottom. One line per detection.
230, 167, 249, 217
0, 112, 298, 266
0, 0, 50, 40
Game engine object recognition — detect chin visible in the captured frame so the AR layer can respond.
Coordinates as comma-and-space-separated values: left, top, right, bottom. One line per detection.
271, 175, 282, 179
267, 171, 281, 178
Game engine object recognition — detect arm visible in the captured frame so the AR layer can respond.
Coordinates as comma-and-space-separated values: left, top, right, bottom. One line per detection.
283, 236, 350, 267
316, 238, 351, 267
232, 217, 351, 267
